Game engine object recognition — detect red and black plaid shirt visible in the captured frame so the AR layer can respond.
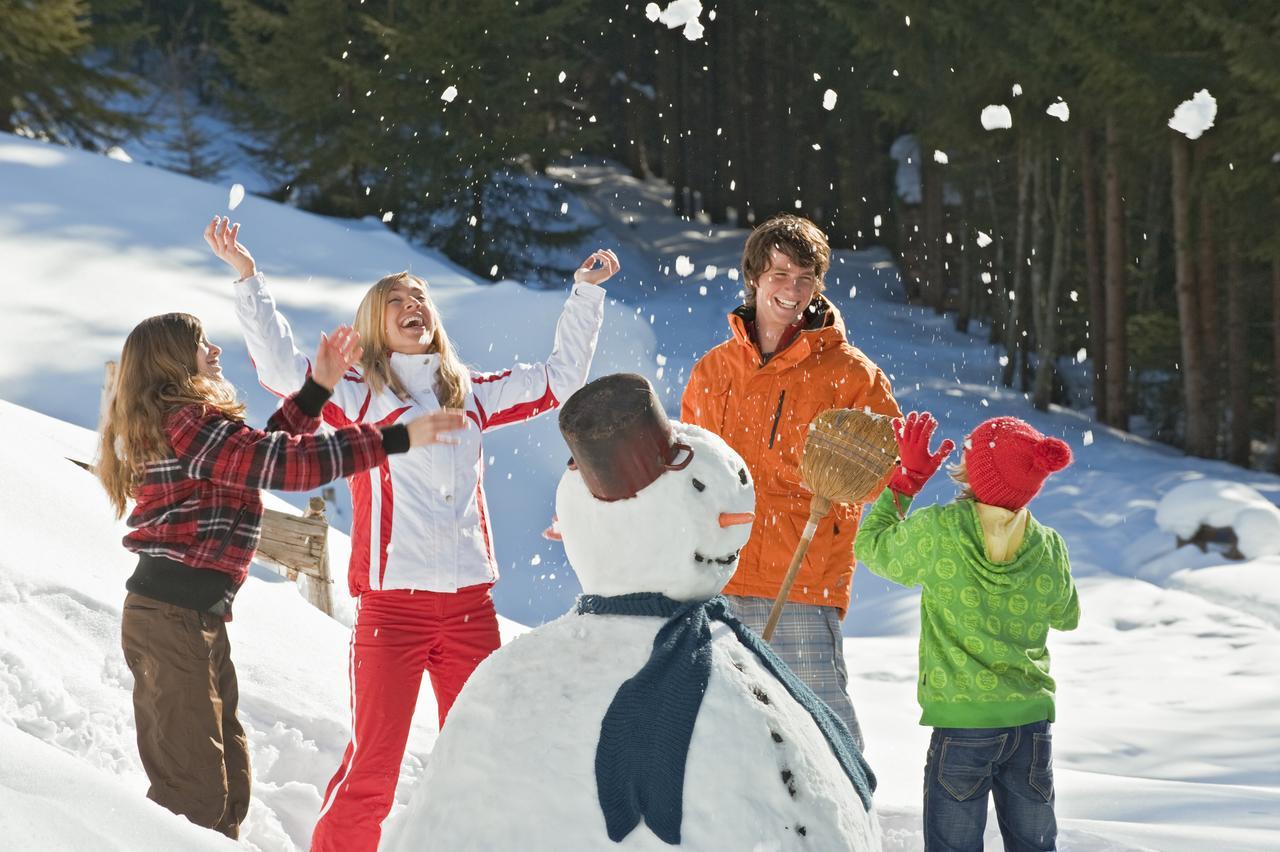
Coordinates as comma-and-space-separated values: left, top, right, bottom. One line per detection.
123, 381, 389, 585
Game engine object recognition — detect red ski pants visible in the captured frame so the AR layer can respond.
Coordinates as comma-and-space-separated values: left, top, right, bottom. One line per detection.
310, 584, 501, 852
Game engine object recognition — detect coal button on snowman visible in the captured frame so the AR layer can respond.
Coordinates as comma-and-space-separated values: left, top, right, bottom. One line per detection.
384, 374, 882, 851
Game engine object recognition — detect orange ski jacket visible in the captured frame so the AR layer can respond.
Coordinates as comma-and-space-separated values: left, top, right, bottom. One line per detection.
681, 297, 901, 615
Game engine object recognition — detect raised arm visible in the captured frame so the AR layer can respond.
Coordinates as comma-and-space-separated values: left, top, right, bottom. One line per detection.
471, 249, 615, 431
204, 217, 356, 411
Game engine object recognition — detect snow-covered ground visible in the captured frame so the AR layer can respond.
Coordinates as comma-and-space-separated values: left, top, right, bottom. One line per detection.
2, 133, 1279, 849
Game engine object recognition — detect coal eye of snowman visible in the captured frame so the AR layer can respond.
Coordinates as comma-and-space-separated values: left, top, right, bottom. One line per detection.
692, 478, 706, 492
738, 468, 748, 485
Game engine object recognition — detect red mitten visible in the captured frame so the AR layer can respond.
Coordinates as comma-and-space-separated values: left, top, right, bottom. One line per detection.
889, 411, 956, 497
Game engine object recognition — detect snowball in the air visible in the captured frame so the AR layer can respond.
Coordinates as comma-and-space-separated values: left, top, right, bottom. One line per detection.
1046, 99, 1070, 122
1012, 84, 1023, 97
106, 146, 133, 163
381, 211, 394, 223
1168, 89, 1216, 140
652, 0, 704, 41
1076, 347, 1087, 363
704, 264, 718, 279
823, 89, 838, 111
558, 71, 566, 84
228, 183, 245, 210
441, 85, 459, 103
674, 255, 695, 277
1082, 430, 1094, 447
976, 231, 993, 247
933, 150, 949, 164
981, 105, 1013, 130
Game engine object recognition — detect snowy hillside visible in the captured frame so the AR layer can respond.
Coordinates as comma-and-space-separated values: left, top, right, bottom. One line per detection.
2, 134, 1280, 850
0, 133, 658, 626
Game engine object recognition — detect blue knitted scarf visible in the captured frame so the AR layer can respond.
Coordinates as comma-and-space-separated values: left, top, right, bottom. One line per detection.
577, 592, 876, 845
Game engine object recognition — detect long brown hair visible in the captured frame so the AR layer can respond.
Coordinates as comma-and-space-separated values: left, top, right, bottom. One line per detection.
97, 313, 245, 518
353, 272, 470, 408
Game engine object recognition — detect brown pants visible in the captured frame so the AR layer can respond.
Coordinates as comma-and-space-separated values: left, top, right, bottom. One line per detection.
121, 592, 251, 839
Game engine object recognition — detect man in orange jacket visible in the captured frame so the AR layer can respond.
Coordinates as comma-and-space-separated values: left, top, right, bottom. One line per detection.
681, 214, 901, 748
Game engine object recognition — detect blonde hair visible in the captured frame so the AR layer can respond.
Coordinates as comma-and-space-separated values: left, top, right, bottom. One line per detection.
353, 272, 470, 409
97, 313, 246, 518
948, 458, 976, 501
741, 214, 830, 307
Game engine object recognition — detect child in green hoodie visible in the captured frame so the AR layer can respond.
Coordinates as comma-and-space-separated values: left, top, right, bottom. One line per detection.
855, 412, 1078, 852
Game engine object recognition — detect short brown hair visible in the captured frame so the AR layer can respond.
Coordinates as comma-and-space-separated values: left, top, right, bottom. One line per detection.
741, 214, 830, 306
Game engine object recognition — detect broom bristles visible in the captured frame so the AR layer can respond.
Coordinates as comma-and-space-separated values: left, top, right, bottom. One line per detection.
800, 409, 897, 504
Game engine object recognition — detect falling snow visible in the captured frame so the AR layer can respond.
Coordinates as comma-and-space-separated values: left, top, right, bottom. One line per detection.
981, 105, 1013, 130
1169, 89, 1216, 140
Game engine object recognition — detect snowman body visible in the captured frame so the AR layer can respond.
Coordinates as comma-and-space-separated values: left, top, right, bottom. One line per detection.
385, 423, 881, 851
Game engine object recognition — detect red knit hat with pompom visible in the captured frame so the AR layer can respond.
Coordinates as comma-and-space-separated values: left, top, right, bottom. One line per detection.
963, 417, 1072, 510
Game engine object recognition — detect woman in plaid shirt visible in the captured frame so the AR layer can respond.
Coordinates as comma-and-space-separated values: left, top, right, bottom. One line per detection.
97, 313, 462, 840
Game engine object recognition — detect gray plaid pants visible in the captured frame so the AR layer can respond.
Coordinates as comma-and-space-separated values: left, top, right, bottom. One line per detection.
725, 595, 864, 751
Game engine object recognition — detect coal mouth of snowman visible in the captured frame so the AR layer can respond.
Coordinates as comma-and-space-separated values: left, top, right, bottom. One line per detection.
693, 549, 740, 566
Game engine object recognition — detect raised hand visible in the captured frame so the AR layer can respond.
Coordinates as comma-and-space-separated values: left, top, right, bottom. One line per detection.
889, 411, 956, 497
203, 215, 257, 280
405, 409, 468, 448
312, 326, 363, 391
573, 249, 621, 286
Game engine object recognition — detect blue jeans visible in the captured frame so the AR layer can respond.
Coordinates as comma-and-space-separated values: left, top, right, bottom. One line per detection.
923, 721, 1057, 852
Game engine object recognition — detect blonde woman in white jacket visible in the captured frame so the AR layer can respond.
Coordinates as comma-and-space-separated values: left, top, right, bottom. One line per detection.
204, 217, 618, 852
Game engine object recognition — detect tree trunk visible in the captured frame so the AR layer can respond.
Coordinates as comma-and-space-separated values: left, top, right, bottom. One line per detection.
921, 150, 946, 313
1196, 193, 1220, 453
1027, 152, 1048, 399
955, 180, 974, 333
1080, 128, 1107, 421
1273, 255, 1280, 474
1035, 157, 1071, 410
1103, 117, 1129, 429
1004, 142, 1033, 387
986, 176, 1006, 345
1136, 156, 1167, 313
1171, 134, 1211, 456
1226, 239, 1249, 466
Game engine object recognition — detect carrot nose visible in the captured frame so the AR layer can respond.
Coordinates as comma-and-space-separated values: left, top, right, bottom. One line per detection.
719, 512, 754, 528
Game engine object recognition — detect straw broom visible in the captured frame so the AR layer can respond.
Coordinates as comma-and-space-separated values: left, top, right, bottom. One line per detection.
762, 409, 898, 642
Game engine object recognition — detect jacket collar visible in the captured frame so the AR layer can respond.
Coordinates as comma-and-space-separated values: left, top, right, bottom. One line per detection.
727, 294, 847, 369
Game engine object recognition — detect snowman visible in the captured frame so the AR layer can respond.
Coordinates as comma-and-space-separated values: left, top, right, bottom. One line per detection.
385, 374, 881, 851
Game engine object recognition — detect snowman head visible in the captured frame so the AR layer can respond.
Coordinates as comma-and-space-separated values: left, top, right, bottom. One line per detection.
557, 406, 755, 601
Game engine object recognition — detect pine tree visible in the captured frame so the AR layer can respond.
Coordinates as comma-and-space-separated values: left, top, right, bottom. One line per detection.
0, 0, 146, 146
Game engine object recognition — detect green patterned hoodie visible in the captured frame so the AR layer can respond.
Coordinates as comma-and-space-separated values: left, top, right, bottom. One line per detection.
855, 490, 1079, 728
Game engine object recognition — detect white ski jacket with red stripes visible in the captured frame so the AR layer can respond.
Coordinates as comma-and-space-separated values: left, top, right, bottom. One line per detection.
233, 272, 605, 596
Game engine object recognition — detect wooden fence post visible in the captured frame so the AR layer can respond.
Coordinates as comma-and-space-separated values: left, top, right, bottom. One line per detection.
302, 497, 335, 616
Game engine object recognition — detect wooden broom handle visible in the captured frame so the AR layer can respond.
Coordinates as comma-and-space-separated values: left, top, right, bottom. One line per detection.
762, 495, 831, 641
